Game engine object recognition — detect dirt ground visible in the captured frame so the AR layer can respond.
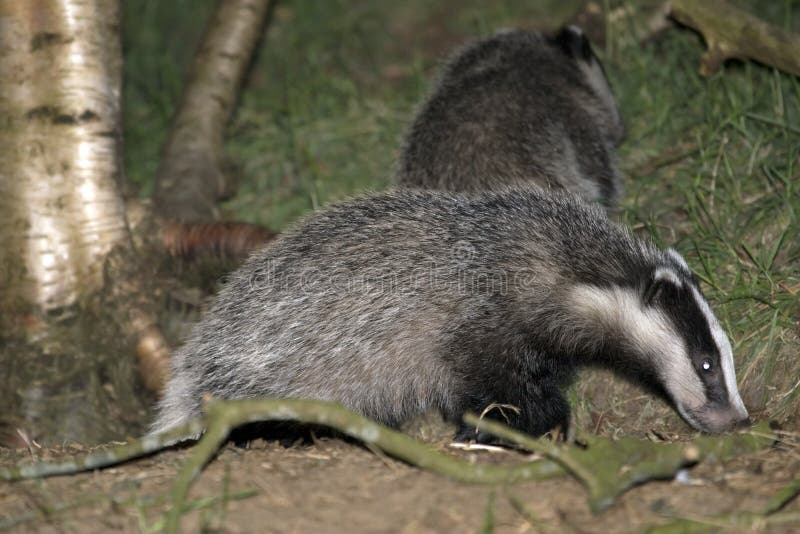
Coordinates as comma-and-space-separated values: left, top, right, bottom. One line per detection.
2, 423, 799, 534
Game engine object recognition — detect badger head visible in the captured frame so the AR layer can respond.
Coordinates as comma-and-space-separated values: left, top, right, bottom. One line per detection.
569, 248, 750, 433
549, 25, 625, 147
645, 249, 750, 432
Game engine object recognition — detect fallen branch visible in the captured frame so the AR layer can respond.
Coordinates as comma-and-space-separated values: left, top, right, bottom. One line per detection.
670, 0, 800, 77
0, 398, 778, 534
0, 420, 203, 481
162, 399, 563, 533
466, 413, 775, 513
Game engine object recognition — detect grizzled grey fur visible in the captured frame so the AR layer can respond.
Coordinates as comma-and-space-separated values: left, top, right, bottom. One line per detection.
152, 188, 748, 439
395, 27, 625, 210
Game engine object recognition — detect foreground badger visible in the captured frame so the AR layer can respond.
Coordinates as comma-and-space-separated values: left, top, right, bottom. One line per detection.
396, 27, 625, 211
152, 188, 749, 438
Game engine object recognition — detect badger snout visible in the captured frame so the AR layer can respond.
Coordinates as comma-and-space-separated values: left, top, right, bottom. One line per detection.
691, 403, 751, 434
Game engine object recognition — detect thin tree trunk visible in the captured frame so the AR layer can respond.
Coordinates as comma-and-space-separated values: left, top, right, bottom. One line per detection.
153, 0, 273, 222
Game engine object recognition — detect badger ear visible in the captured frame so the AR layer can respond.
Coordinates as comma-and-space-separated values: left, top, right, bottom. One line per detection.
643, 267, 683, 306
553, 25, 593, 62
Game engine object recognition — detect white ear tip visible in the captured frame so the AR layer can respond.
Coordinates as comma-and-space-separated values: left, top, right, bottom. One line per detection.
566, 25, 584, 36
665, 248, 690, 271
653, 267, 683, 287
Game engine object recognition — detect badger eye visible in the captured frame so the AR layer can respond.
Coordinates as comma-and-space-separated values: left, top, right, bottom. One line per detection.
701, 358, 713, 372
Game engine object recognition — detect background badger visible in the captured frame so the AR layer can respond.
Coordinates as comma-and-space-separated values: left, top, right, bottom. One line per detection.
395, 26, 625, 211
152, 188, 749, 438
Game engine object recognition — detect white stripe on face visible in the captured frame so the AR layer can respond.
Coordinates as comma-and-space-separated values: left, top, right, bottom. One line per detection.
688, 285, 749, 418
568, 284, 706, 412
653, 267, 683, 288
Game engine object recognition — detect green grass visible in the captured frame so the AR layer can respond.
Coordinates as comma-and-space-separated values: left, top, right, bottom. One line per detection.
123, 1, 800, 431
608, 8, 800, 425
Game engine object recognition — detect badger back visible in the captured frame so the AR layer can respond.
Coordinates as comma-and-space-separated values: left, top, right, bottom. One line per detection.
396, 26, 624, 209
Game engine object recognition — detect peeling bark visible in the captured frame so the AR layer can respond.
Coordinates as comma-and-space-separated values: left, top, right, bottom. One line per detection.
153, 0, 273, 222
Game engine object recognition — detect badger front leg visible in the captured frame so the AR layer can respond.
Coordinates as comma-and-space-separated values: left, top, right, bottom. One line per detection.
452, 373, 572, 443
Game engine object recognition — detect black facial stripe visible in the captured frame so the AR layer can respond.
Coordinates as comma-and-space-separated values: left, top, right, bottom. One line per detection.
657, 282, 730, 406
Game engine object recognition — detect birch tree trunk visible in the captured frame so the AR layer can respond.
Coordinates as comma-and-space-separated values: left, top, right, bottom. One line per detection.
0, 0, 164, 445
0, 0, 129, 318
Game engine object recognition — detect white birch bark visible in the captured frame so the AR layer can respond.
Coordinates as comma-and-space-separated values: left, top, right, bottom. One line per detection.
0, 0, 129, 317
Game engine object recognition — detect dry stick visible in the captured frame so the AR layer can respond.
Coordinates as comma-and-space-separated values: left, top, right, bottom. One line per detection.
669, 0, 800, 77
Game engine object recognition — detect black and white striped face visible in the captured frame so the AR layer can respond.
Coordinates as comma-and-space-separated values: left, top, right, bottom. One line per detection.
643, 250, 749, 433
569, 248, 749, 433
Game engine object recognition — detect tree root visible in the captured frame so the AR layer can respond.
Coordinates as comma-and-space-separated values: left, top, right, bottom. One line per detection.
153, 0, 275, 221
160, 220, 275, 261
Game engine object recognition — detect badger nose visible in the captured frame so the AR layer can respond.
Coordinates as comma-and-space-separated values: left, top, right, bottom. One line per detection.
734, 416, 752, 430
